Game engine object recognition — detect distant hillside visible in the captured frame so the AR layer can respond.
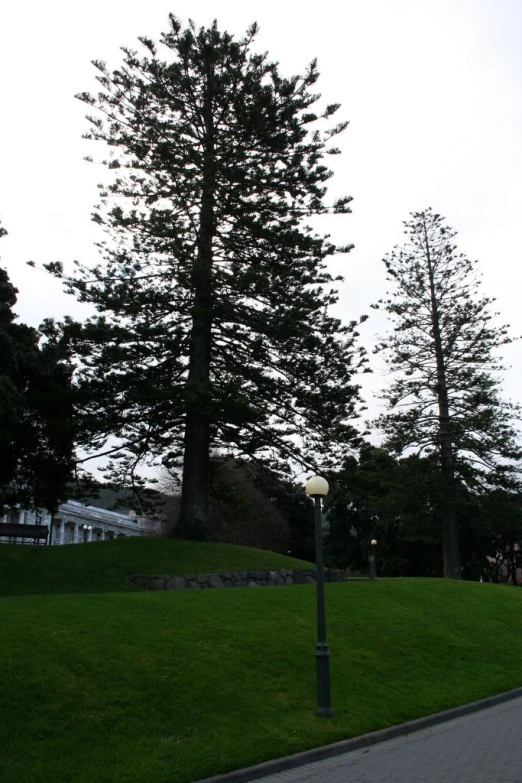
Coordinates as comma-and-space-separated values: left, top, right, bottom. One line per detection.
68, 481, 160, 515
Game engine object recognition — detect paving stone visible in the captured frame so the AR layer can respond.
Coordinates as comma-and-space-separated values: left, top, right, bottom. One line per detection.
249, 696, 522, 783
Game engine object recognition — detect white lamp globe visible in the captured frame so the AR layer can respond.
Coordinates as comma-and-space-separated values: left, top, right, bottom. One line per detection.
305, 476, 329, 497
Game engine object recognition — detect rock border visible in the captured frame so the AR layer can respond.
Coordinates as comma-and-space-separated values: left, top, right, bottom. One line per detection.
126, 568, 346, 590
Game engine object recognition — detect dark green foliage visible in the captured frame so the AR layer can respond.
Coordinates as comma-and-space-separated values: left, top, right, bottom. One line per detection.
0, 225, 76, 513
372, 209, 521, 577
324, 446, 443, 577
45, 17, 366, 536
325, 445, 522, 581
155, 458, 314, 556
469, 489, 522, 583
239, 460, 316, 560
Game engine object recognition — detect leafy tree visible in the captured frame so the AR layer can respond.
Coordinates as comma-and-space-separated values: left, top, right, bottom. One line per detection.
45, 17, 366, 538
152, 457, 314, 556
0, 224, 76, 513
239, 460, 316, 560
475, 488, 522, 584
324, 446, 442, 577
373, 209, 521, 578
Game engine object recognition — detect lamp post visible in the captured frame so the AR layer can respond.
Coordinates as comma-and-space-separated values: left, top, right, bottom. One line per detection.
369, 539, 377, 580
305, 475, 333, 718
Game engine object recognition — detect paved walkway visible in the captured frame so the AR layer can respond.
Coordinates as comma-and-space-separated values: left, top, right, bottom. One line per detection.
251, 695, 522, 783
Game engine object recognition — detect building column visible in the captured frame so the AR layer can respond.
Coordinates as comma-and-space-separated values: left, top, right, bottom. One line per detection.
73, 523, 80, 544
59, 522, 65, 546
87, 527, 93, 543
17, 510, 26, 545
100, 530, 106, 541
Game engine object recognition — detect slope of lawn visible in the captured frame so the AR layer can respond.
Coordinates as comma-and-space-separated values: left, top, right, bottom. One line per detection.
2, 573, 522, 783
0, 536, 313, 595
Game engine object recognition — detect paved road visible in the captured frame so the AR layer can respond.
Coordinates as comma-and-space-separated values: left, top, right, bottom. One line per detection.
251, 696, 522, 783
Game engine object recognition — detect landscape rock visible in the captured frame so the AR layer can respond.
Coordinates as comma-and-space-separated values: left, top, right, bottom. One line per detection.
130, 567, 346, 591
166, 576, 186, 590
293, 572, 315, 585
148, 577, 167, 590
207, 573, 224, 589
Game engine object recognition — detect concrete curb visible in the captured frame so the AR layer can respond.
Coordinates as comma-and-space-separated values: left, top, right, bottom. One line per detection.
192, 686, 522, 783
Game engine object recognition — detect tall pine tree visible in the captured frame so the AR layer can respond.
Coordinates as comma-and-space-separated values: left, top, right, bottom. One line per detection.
373, 209, 521, 578
46, 18, 367, 537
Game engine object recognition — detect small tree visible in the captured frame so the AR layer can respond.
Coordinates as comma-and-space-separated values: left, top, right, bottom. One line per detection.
480, 489, 522, 584
373, 209, 521, 578
46, 17, 366, 537
0, 223, 76, 513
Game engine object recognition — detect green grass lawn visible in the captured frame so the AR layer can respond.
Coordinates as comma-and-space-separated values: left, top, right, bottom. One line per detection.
1, 540, 522, 783
0, 536, 313, 595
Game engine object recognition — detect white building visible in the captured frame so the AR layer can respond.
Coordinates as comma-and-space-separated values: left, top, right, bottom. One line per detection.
0, 500, 155, 545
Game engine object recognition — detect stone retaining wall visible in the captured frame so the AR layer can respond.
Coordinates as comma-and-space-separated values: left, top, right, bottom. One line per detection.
126, 568, 346, 591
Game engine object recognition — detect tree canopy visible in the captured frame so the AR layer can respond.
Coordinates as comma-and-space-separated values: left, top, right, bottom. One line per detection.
0, 224, 76, 513
325, 446, 443, 577
372, 209, 521, 577
45, 16, 367, 537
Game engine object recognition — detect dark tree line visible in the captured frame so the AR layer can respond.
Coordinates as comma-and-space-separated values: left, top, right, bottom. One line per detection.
324, 445, 522, 582
0, 223, 76, 514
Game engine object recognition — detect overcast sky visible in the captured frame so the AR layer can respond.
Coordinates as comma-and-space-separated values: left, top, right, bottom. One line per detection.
1, 0, 521, 444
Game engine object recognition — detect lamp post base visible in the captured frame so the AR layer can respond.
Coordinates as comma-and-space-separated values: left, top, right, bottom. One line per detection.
315, 642, 333, 718
316, 705, 334, 718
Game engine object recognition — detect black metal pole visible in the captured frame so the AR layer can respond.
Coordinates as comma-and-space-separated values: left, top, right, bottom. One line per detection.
314, 495, 333, 718
369, 552, 377, 580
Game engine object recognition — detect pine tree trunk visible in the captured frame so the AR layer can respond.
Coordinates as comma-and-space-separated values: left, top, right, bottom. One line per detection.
175, 62, 215, 540
425, 224, 461, 579
440, 432, 460, 579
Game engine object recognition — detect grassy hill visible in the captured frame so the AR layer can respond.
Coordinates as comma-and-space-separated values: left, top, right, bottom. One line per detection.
1, 539, 522, 783
0, 536, 313, 595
